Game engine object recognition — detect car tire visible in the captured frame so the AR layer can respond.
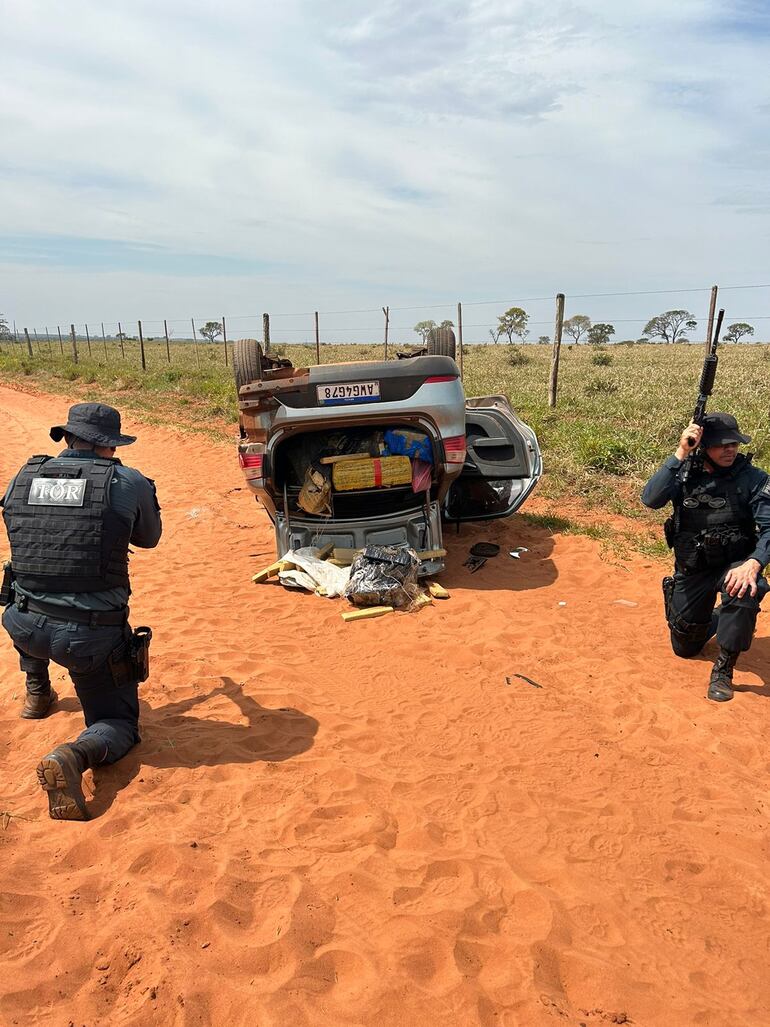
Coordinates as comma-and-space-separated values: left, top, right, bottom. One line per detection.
427, 326, 456, 359
233, 338, 264, 393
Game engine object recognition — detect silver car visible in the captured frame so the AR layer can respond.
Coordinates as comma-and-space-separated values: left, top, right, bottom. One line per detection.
234, 338, 542, 576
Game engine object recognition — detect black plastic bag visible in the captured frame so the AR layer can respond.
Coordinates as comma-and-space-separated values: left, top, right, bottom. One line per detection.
344, 545, 420, 609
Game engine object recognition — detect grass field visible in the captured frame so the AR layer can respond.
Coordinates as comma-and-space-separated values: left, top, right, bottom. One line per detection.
1, 338, 766, 553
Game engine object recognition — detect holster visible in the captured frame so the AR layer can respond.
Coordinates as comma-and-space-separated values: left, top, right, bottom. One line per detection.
662, 574, 710, 643
132, 626, 152, 683
108, 626, 153, 688
0, 562, 15, 607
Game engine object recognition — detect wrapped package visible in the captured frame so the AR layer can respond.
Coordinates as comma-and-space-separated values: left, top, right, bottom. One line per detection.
278, 546, 351, 597
298, 466, 331, 515
384, 429, 433, 463
344, 545, 420, 609
332, 455, 411, 492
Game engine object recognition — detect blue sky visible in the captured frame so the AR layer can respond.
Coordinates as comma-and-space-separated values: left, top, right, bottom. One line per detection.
1, 0, 769, 342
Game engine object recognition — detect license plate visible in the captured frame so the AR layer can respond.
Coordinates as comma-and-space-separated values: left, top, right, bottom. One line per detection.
317, 380, 381, 405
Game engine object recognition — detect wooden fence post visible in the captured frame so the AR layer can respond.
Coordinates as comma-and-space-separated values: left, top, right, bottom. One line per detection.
383, 306, 389, 359
117, 322, 125, 359
222, 315, 229, 366
24, 328, 33, 357
705, 285, 718, 354
457, 302, 464, 381
314, 311, 320, 363
263, 312, 270, 354
57, 326, 64, 355
191, 318, 201, 369
85, 324, 92, 358
548, 293, 565, 408
164, 319, 171, 363
45, 327, 53, 356
101, 322, 108, 361
69, 324, 79, 363
138, 320, 146, 371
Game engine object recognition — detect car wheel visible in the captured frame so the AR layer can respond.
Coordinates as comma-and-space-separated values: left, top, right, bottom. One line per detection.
233, 338, 264, 393
427, 326, 456, 359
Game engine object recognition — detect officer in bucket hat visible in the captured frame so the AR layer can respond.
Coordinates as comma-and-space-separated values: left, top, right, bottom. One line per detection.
1, 403, 162, 820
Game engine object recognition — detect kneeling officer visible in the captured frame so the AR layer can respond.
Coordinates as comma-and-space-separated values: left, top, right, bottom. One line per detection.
1, 403, 162, 820
642, 412, 770, 701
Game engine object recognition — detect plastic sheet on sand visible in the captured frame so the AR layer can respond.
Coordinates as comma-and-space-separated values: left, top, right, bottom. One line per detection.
277, 547, 351, 597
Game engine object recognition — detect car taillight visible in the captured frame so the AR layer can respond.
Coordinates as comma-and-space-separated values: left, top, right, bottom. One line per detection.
238, 447, 264, 481
424, 375, 459, 383
443, 434, 466, 464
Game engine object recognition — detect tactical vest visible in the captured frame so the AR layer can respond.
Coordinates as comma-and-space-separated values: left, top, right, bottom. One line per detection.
670, 461, 756, 571
3, 456, 132, 593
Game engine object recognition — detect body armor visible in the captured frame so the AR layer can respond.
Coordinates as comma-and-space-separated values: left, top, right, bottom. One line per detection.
3, 456, 131, 593
666, 458, 756, 572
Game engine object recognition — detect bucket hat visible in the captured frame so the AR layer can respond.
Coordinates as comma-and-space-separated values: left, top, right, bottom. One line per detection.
701, 412, 750, 447
49, 403, 136, 447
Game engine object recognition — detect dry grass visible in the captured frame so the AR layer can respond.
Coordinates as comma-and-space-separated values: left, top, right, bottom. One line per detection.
1, 338, 766, 551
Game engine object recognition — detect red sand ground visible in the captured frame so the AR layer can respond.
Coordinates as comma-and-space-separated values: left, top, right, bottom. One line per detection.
0, 386, 768, 1027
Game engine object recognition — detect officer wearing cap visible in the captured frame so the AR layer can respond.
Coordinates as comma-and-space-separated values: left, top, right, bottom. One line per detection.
642, 412, 770, 702
1, 403, 161, 820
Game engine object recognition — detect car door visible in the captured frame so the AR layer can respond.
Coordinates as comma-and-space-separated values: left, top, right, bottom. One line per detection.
443, 395, 542, 522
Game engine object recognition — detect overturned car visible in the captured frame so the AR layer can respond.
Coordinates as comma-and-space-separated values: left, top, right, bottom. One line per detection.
233, 333, 542, 576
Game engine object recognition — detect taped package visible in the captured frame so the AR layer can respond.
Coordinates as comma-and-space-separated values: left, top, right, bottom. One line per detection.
277, 546, 351, 597
344, 545, 420, 609
298, 466, 331, 515
332, 455, 411, 492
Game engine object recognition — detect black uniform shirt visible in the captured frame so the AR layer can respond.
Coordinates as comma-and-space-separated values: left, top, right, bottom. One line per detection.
641, 454, 770, 569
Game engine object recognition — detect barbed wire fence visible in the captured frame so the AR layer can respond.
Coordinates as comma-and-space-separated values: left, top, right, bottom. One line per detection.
3, 282, 769, 405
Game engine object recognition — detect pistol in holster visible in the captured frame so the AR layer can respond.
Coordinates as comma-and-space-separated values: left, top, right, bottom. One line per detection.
108, 626, 153, 688
0, 562, 15, 607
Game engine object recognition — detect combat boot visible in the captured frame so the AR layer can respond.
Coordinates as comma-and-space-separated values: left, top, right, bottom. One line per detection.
21, 687, 58, 720
707, 647, 739, 703
36, 736, 108, 820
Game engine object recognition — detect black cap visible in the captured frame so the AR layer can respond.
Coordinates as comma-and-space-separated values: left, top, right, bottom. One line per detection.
701, 412, 750, 447
50, 403, 136, 447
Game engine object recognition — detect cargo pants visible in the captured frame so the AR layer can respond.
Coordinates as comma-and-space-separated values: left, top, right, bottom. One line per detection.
664, 558, 768, 659
2, 603, 140, 763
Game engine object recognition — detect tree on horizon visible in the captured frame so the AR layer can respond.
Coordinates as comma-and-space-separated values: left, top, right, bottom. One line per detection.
563, 314, 591, 344
497, 307, 529, 344
643, 310, 697, 344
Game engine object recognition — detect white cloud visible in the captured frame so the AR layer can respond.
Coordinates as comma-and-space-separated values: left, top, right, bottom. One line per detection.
1, 0, 769, 337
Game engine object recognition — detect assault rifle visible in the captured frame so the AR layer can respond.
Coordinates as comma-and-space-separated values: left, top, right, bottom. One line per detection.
681, 307, 724, 486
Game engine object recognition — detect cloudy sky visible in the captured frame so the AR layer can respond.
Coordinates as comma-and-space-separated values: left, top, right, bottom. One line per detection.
2, 0, 769, 342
